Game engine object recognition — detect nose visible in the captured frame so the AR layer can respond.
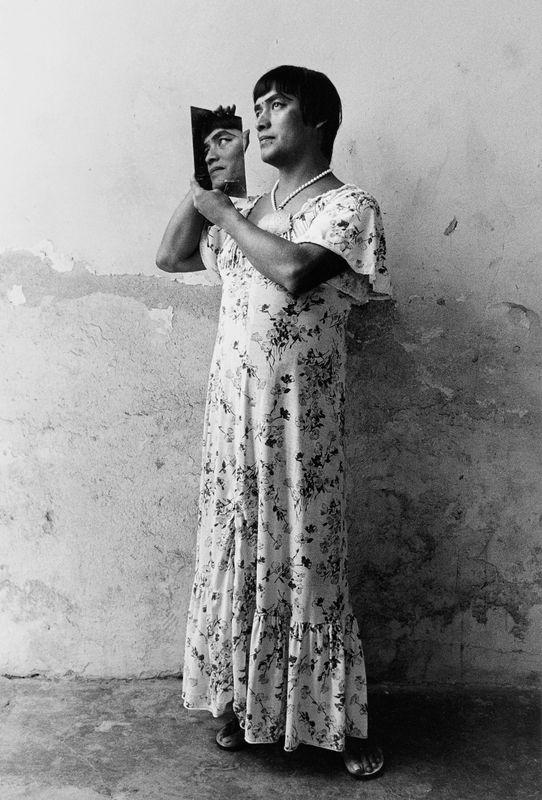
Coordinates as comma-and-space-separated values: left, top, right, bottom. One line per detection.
256, 108, 270, 131
204, 145, 218, 165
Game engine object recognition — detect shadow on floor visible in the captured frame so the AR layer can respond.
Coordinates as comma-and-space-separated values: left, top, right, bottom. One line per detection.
0, 678, 539, 800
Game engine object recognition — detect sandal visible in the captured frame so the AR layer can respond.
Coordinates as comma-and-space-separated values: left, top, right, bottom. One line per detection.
215, 717, 245, 750
343, 742, 384, 780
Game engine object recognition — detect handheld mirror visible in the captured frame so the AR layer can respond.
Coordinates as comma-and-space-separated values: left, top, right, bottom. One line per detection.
191, 106, 247, 198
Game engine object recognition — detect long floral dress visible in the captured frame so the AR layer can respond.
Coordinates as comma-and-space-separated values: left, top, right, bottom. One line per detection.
182, 184, 390, 752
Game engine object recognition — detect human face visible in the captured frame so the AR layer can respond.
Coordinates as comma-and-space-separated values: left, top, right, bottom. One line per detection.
254, 88, 315, 166
203, 128, 245, 190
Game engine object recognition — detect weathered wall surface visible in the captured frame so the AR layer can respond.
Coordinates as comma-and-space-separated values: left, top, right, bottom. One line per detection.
1, 0, 541, 682
346, 299, 541, 684
1, 253, 218, 677
2, 252, 541, 683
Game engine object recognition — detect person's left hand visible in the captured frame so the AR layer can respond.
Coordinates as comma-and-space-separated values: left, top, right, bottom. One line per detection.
190, 176, 237, 227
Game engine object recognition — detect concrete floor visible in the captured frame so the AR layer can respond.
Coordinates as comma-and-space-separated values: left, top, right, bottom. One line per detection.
0, 678, 539, 800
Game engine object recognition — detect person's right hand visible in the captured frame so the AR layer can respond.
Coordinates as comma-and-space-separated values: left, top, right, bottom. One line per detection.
190, 176, 237, 228
212, 104, 236, 117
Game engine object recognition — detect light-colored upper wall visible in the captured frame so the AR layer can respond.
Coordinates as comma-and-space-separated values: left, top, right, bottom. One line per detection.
2, 0, 541, 299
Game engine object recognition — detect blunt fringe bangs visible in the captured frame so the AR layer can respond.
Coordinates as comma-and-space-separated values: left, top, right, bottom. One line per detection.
199, 110, 242, 144
253, 65, 342, 162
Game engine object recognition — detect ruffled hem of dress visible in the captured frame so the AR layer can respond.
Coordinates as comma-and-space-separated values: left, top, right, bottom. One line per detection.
180, 698, 369, 753
182, 602, 368, 752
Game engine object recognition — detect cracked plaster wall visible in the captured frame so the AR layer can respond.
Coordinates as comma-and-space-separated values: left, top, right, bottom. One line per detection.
1, 253, 214, 677
1, 1, 541, 682
1, 251, 541, 683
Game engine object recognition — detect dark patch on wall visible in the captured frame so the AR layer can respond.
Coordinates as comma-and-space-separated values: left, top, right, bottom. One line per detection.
0, 250, 220, 317
443, 217, 458, 236
343, 295, 542, 683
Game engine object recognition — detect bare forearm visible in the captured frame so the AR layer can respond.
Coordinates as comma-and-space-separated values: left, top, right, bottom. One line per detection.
224, 210, 345, 295
188, 179, 346, 294
156, 191, 205, 272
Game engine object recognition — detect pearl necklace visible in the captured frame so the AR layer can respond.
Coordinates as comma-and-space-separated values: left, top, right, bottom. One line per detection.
271, 168, 332, 212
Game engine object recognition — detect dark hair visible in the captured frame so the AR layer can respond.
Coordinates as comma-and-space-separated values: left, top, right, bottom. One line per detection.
252, 65, 342, 162
198, 110, 242, 144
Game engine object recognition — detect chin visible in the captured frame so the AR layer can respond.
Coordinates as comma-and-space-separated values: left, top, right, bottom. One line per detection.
259, 149, 277, 166
210, 177, 228, 190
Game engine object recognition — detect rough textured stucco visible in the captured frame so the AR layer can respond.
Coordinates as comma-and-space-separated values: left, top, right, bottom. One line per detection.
1, 252, 541, 683
1, 1, 541, 683
345, 299, 542, 684
0, 252, 217, 677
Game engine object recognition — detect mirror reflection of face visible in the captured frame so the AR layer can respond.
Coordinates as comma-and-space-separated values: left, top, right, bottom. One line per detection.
203, 128, 245, 189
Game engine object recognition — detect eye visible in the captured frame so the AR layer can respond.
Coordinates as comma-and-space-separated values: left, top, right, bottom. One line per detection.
272, 100, 285, 110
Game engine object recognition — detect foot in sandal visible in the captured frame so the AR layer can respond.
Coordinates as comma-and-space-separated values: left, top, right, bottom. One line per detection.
343, 736, 384, 779
215, 717, 245, 750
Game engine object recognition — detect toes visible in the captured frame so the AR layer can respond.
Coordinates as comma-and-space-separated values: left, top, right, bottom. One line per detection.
365, 752, 380, 770
343, 744, 384, 778
216, 718, 245, 750
358, 754, 372, 772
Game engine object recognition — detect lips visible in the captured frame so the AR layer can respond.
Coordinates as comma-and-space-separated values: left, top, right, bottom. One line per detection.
208, 166, 225, 175
258, 136, 274, 145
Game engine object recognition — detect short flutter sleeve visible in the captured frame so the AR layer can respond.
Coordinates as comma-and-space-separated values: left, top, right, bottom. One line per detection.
293, 185, 392, 303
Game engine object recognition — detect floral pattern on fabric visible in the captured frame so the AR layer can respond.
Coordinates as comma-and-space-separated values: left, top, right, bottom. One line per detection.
294, 185, 390, 300
183, 185, 388, 752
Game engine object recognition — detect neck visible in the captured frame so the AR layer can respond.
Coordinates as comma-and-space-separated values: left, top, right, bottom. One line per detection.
274, 155, 330, 194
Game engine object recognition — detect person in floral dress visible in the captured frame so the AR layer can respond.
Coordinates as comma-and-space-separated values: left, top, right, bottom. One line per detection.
156, 65, 391, 778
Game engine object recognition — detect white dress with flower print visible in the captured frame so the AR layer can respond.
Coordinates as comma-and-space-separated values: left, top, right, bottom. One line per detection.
182, 184, 390, 752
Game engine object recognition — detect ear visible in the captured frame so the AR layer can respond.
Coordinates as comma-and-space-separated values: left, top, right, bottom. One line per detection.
242, 129, 250, 151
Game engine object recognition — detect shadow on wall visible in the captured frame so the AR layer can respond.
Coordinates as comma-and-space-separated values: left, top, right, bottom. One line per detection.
345, 296, 542, 685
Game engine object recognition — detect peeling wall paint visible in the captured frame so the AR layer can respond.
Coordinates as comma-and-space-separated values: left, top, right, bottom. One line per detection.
1, 252, 541, 683
1, 1, 541, 683
0, 252, 216, 678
